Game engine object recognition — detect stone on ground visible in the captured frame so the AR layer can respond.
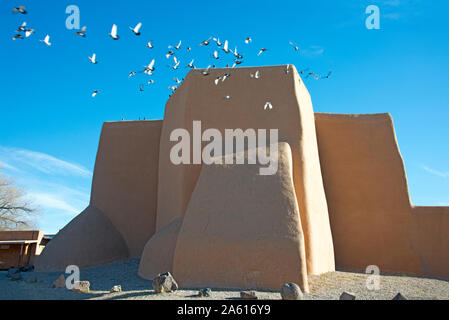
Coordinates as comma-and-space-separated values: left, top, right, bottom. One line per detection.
240, 291, 258, 300
52, 274, 66, 288
392, 293, 407, 300
198, 288, 211, 297
110, 285, 122, 293
339, 291, 356, 300
153, 272, 178, 293
280, 283, 303, 300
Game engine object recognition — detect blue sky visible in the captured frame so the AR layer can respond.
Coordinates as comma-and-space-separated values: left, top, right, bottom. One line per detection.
0, 0, 448, 233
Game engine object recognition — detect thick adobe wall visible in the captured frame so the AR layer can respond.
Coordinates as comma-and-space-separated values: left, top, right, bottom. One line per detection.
314, 113, 428, 275
36, 120, 162, 271
155, 65, 335, 275
35, 206, 129, 272
91, 120, 162, 257
171, 143, 309, 291
411, 206, 449, 279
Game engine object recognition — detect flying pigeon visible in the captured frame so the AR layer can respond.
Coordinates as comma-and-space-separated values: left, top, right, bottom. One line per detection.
145, 41, 154, 48
186, 46, 191, 51
128, 71, 137, 78
25, 29, 34, 37
213, 37, 222, 46
211, 50, 219, 59
222, 40, 230, 53
199, 37, 211, 46
75, 26, 87, 37
109, 24, 119, 40
166, 51, 174, 59
233, 47, 243, 59
169, 40, 182, 50
171, 57, 180, 70
92, 90, 100, 97
174, 77, 182, 84
148, 79, 155, 85
257, 48, 268, 56
289, 41, 299, 51
214, 76, 222, 85
130, 22, 142, 35
40, 35, 51, 46
264, 102, 273, 110
250, 70, 260, 79
12, 34, 24, 40
186, 59, 195, 69
13, 6, 27, 14
88, 53, 97, 64
244, 37, 252, 44
202, 66, 211, 76
139, 84, 144, 91
16, 22, 26, 32
143, 59, 155, 73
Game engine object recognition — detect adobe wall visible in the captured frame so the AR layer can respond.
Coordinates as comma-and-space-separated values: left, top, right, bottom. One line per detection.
411, 206, 449, 279
171, 143, 309, 291
314, 113, 449, 278
155, 65, 335, 275
90, 120, 162, 257
35, 120, 162, 271
0, 230, 44, 269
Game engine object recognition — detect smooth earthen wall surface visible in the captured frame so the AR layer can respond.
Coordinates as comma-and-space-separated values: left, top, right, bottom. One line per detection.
155, 65, 335, 275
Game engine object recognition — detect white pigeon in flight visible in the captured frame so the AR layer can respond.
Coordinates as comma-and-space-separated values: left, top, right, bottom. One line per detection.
130, 22, 142, 35
245, 37, 252, 44
222, 40, 230, 53
92, 90, 100, 97
144, 59, 155, 73
250, 70, 260, 79
186, 59, 195, 69
264, 102, 273, 110
169, 40, 182, 50
75, 26, 87, 37
289, 41, 299, 51
145, 41, 154, 48
211, 50, 219, 59
171, 56, 180, 70
40, 35, 51, 46
258, 48, 268, 56
109, 24, 119, 40
88, 53, 97, 64
25, 29, 35, 37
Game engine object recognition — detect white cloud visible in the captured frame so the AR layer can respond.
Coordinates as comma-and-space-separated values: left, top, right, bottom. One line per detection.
28, 192, 81, 215
301, 46, 325, 57
0, 160, 20, 172
0, 146, 92, 178
422, 165, 449, 178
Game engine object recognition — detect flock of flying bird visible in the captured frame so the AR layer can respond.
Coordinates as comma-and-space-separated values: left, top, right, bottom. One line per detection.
10, 5, 332, 106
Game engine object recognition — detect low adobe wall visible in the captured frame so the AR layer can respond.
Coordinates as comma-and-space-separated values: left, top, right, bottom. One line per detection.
0, 231, 43, 269
314, 113, 449, 278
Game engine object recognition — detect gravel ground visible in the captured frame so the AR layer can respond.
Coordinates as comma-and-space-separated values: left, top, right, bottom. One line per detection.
0, 258, 448, 300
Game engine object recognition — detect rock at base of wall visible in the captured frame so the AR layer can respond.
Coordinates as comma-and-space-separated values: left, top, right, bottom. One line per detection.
240, 291, 258, 300
153, 272, 178, 293
280, 283, 303, 300
339, 292, 356, 300
392, 293, 407, 300
110, 285, 122, 293
52, 275, 66, 288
